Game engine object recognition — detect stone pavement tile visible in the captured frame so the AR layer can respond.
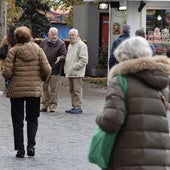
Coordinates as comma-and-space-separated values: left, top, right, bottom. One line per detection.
1, 74, 170, 170
0, 76, 107, 170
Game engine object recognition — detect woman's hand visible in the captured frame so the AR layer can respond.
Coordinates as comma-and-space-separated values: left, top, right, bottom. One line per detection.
161, 95, 170, 111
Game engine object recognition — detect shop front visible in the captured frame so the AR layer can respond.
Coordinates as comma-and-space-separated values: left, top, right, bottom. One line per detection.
146, 9, 170, 55
75, 0, 170, 77
127, 1, 170, 55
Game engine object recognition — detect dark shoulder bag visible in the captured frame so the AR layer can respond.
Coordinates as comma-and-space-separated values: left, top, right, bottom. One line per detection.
0, 45, 8, 59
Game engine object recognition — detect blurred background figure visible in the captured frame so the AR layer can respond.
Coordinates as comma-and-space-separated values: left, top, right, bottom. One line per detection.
135, 29, 156, 56
109, 24, 130, 69
0, 25, 16, 70
166, 47, 170, 57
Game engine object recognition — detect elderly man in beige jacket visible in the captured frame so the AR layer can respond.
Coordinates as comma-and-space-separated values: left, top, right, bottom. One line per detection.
64, 28, 88, 114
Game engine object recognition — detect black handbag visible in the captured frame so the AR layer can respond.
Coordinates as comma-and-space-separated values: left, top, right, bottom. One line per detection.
0, 45, 8, 59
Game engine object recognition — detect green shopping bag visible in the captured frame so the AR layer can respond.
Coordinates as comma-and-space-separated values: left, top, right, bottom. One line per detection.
88, 75, 127, 169
88, 127, 117, 169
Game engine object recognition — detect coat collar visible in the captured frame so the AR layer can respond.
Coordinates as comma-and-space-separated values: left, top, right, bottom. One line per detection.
109, 55, 170, 79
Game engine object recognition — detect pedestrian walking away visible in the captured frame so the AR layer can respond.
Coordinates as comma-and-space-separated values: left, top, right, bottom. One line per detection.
2, 26, 51, 158
109, 24, 130, 69
96, 36, 170, 169
135, 28, 156, 56
0, 25, 16, 89
0, 25, 16, 74
40, 27, 67, 113
166, 47, 170, 58
64, 28, 88, 114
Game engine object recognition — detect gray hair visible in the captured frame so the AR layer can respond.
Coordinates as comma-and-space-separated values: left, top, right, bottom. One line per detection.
49, 27, 58, 34
122, 24, 130, 34
114, 36, 152, 62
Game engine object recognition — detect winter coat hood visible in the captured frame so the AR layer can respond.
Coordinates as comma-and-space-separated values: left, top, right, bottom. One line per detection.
14, 42, 40, 62
2, 41, 51, 98
97, 55, 170, 170
109, 55, 170, 90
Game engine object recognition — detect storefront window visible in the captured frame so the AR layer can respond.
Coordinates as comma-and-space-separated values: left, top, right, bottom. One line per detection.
146, 9, 170, 42
146, 9, 170, 55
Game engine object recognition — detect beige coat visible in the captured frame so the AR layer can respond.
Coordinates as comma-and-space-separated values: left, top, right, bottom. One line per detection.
64, 38, 88, 78
96, 56, 170, 170
2, 42, 51, 98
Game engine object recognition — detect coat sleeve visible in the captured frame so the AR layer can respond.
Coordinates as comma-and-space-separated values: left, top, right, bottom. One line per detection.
96, 76, 126, 133
58, 42, 67, 61
39, 48, 51, 82
73, 43, 88, 70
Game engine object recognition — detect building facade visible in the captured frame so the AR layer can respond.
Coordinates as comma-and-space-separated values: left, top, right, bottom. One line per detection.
74, 0, 170, 76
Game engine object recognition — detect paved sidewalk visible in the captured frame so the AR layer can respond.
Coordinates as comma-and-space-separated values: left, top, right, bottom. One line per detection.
0, 73, 107, 170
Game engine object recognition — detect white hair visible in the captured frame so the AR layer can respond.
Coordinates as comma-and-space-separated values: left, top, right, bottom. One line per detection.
69, 28, 79, 35
114, 36, 152, 62
49, 27, 58, 34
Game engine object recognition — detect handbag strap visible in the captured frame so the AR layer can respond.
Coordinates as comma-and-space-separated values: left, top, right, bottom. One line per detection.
117, 74, 127, 95
117, 74, 128, 115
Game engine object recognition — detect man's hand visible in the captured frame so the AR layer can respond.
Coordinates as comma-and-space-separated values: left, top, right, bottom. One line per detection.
55, 57, 60, 64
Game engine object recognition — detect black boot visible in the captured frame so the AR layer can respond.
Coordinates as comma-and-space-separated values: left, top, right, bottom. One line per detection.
16, 150, 25, 158
27, 146, 35, 156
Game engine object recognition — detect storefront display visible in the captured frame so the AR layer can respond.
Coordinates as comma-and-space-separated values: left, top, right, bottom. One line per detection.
146, 9, 170, 55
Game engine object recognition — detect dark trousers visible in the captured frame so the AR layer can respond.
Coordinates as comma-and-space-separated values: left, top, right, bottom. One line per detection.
10, 97, 40, 151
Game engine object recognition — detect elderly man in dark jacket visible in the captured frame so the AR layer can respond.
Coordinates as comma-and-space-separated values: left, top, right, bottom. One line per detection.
40, 27, 67, 112
109, 24, 130, 69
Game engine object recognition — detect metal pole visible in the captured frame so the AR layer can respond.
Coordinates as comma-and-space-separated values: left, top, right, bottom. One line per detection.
107, 2, 111, 86
0, 0, 7, 40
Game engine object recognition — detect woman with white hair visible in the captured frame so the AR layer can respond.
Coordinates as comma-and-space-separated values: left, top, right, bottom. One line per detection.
96, 36, 170, 169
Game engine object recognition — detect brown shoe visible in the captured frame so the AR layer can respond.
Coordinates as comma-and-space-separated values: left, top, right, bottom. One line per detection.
40, 107, 47, 112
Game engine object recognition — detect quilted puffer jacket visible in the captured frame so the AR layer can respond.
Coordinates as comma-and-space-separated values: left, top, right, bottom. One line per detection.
96, 56, 170, 170
2, 42, 51, 98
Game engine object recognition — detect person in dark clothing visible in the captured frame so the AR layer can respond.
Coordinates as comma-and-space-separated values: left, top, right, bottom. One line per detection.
0, 25, 16, 71
40, 27, 67, 112
109, 24, 130, 69
166, 47, 170, 58
135, 29, 156, 56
